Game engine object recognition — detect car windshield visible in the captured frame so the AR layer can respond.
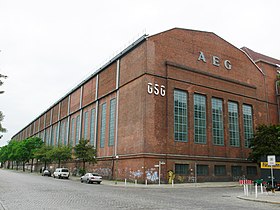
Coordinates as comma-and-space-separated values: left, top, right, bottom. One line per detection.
91, 173, 99, 176
62, 169, 69, 172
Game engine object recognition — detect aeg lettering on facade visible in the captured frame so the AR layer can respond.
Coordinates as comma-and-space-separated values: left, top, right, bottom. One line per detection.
198, 51, 232, 70
147, 83, 165, 97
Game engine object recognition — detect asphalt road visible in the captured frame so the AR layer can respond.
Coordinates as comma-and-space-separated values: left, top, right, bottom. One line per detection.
0, 169, 279, 210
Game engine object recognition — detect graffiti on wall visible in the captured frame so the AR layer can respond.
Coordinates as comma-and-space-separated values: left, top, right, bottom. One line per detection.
95, 168, 112, 177
146, 168, 158, 182
129, 170, 143, 179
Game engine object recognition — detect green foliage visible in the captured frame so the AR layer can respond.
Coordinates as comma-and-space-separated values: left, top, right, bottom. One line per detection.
48, 145, 72, 167
34, 144, 54, 166
74, 139, 97, 170
0, 145, 8, 163
0, 137, 44, 171
249, 124, 280, 162
0, 111, 7, 136
78, 168, 86, 176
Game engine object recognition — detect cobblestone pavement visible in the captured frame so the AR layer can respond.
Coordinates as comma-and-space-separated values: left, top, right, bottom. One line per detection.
0, 169, 280, 210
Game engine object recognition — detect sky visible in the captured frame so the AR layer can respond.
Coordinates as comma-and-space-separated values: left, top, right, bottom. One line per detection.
0, 0, 279, 146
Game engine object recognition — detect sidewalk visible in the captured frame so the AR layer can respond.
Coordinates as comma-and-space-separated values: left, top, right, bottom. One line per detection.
237, 191, 280, 204
72, 176, 280, 204
70, 176, 240, 188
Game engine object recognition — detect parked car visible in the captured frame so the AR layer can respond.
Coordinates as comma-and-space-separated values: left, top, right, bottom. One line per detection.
80, 173, 102, 184
42, 169, 51, 177
53, 168, 70, 179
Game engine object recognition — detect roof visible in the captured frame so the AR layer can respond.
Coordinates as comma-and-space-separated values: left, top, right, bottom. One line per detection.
241, 47, 280, 66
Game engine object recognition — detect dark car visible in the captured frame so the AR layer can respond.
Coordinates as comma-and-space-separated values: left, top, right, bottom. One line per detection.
42, 169, 52, 177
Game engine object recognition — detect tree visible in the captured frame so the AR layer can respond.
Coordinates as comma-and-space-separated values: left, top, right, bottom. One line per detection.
23, 137, 44, 172
34, 145, 53, 170
0, 145, 8, 167
249, 124, 280, 163
74, 139, 97, 171
48, 146, 72, 168
0, 73, 8, 139
0, 111, 7, 139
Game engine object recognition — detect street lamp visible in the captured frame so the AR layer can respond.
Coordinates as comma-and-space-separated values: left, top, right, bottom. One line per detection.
155, 161, 165, 186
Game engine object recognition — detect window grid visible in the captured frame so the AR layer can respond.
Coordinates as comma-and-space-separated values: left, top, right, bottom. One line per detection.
55, 124, 60, 145
175, 164, 189, 175
100, 103, 107, 148
70, 118, 75, 146
243, 105, 253, 148
90, 108, 95, 145
247, 166, 257, 175
63, 121, 67, 146
60, 121, 65, 145
84, 111, 89, 140
109, 99, 116, 146
197, 165, 208, 176
45, 128, 50, 145
194, 94, 206, 144
52, 126, 56, 146
75, 115, 80, 146
212, 98, 224, 145
214, 165, 226, 176
231, 166, 242, 176
228, 102, 240, 147
174, 90, 188, 142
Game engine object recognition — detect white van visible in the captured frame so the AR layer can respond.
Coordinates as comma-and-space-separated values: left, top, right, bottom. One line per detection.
53, 168, 70, 179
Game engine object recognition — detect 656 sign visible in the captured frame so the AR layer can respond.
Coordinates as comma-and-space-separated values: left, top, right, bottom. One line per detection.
147, 82, 166, 97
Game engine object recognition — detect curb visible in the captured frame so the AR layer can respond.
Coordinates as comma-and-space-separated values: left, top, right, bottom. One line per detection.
237, 195, 280, 205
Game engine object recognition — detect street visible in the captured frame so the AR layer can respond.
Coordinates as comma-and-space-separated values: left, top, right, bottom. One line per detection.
0, 169, 279, 210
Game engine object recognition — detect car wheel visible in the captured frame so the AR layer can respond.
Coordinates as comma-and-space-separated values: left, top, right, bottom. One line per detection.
81, 179, 83, 183
97, 182, 101, 184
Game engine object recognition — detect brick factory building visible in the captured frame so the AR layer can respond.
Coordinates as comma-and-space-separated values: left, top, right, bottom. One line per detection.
12, 28, 280, 183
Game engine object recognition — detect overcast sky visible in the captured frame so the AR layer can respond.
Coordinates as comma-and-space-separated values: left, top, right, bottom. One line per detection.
0, 0, 279, 146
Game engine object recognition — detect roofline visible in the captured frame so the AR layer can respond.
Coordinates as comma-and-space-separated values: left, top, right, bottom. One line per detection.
149, 28, 265, 76
255, 59, 280, 68
11, 34, 148, 140
240, 49, 265, 75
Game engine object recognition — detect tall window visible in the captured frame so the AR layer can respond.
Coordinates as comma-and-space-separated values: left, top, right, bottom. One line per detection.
109, 99, 116, 146
52, 126, 56, 146
56, 125, 59, 145
64, 120, 68, 145
90, 108, 95, 145
60, 121, 65, 145
83, 111, 89, 140
70, 118, 75, 146
194, 94, 206, 144
243, 105, 253, 148
76, 115, 80, 145
174, 90, 188, 142
100, 103, 107, 148
228, 102, 240, 147
45, 128, 49, 145
212, 98, 224, 145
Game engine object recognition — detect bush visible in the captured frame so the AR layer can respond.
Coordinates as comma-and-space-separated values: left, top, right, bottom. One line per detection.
78, 168, 86, 176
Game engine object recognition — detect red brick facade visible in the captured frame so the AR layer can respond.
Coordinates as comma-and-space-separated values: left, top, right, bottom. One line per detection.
12, 28, 280, 183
